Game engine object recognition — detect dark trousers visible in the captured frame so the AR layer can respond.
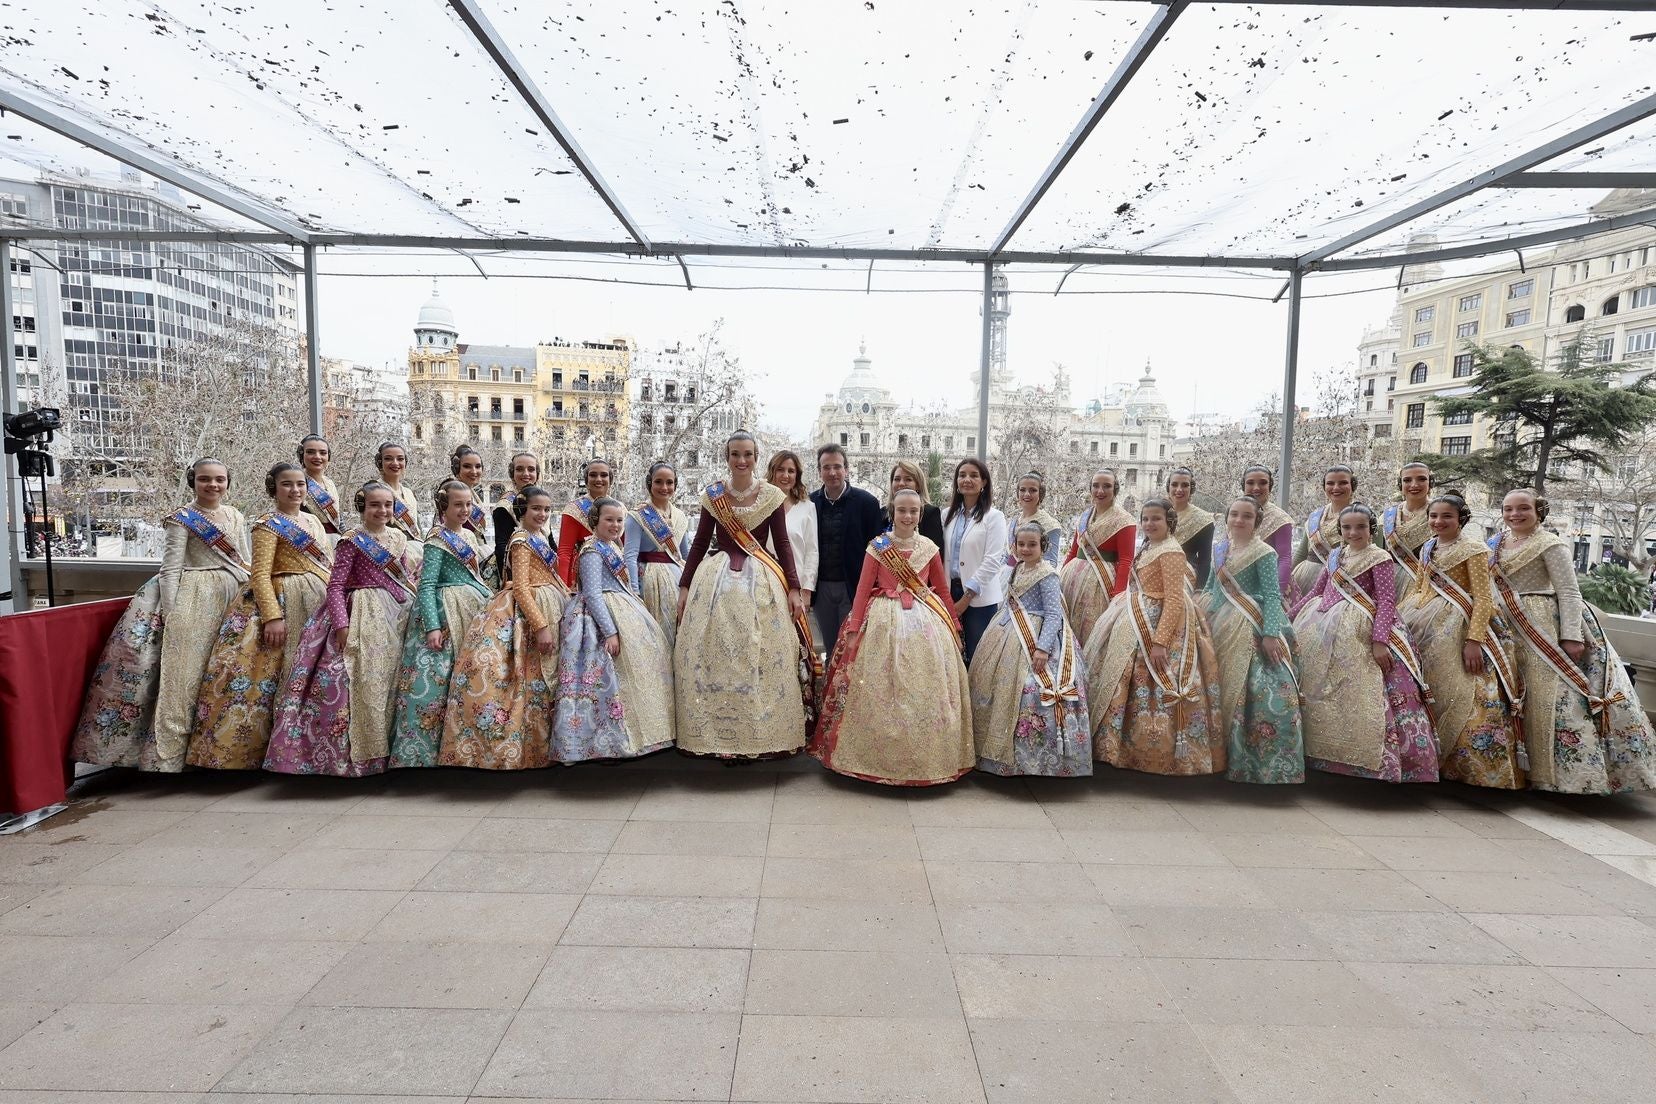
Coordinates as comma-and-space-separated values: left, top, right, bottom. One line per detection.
950, 579, 998, 665
813, 580, 854, 656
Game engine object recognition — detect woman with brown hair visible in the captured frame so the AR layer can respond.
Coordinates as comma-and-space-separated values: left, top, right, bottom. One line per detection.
769, 450, 819, 614
883, 458, 946, 550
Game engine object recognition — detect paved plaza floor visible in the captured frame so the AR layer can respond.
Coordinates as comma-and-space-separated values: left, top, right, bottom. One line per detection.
3, 757, 1656, 1103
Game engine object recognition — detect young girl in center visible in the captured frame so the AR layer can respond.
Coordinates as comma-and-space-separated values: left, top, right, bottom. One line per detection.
811, 488, 974, 785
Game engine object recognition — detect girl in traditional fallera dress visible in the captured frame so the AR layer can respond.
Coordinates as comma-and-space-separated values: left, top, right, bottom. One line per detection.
297, 434, 343, 548
1290, 504, 1438, 782
1084, 497, 1224, 775
1004, 471, 1063, 569
1166, 468, 1216, 588
1240, 465, 1297, 605
1204, 497, 1305, 784
1492, 489, 1656, 794
374, 441, 426, 563
440, 486, 565, 770
884, 459, 947, 550
624, 462, 694, 653
555, 457, 614, 589
491, 451, 541, 583
189, 463, 331, 769
1382, 462, 1433, 592
811, 489, 975, 785
675, 431, 814, 759
389, 480, 493, 768
1402, 493, 1527, 789
1060, 468, 1134, 644
971, 521, 1092, 777
264, 482, 417, 777
553, 498, 678, 762
1291, 464, 1360, 598
73, 458, 250, 771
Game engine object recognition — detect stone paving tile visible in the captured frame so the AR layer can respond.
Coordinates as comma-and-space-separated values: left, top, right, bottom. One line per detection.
1447, 1026, 1656, 1104
0, 1003, 56, 1050
207, 780, 366, 815
306, 813, 482, 851
1240, 866, 1448, 912
175, 887, 405, 942
1466, 913, 1656, 968
1085, 865, 1274, 909
744, 948, 960, 1017
455, 816, 623, 854
0, 935, 153, 1003
771, 822, 920, 861
364, 890, 580, 945
1547, 967, 1656, 1034
1206, 832, 1382, 869
761, 857, 931, 902
1116, 907, 1335, 961
752, 899, 944, 952
970, 1019, 1236, 1104
245, 847, 444, 892
141, 810, 334, 850
415, 851, 603, 894
769, 773, 915, 827
588, 852, 765, 897
0, 843, 125, 885
1150, 958, 1404, 1026
1294, 910, 1526, 965
1058, 828, 1229, 867
1347, 834, 1533, 872
82, 935, 352, 1005
0, 883, 227, 939
1299, 804, 1482, 839
734, 1014, 984, 1104
925, 860, 1100, 904
475, 1009, 739, 1101
952, 953, 1180, 1023
0, 885, 43, 917
615, 818, 769, 857
905, 784, 1050, 830
0, 1093, 206, 1103
488, 778, 647, 820
913, 826, 1069, 863
525, 946, 750, 1013
1175, 802, 1332, 836
1039, 801, 1192, 834
1399, 869, 1624, 915
629, 776, 777, 823
1199, 1024, 1485, 1103
1347, 962, 1621, 1031
300, 940, 548, 1009
68, 844, 285, 888
936, 901, 1138, 957
558, 894, 758, 949
16, 807, 192, 846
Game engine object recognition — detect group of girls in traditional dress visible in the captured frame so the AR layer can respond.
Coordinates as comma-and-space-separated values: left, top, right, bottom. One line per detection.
72, 435, 1656, 795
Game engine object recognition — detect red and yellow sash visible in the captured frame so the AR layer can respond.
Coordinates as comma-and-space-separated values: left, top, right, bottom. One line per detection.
1006, 568, 1081, 728
1076, 506, 1130, 593
870, 534, 960, 649
1487, 545, 1623, 730
704, 482, 823, 684
1327, 549, 1432, 704
1423, 540, 1524, 714
1216, 549, 1297, 692
1127, 547, 1200, 701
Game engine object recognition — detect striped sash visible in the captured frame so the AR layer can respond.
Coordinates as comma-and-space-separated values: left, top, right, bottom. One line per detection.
1422, 540, 1523, 713
1127, 554, 1200, 702
1007, 586, 1080, 730
870, 534, 960, 649
348, 529, 413, 600
705, 482, 823, 683
1327, 549, 1433, 705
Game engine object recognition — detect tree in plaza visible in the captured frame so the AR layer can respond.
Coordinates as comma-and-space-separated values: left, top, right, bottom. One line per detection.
1429, 338, 1656, 496
1577, 424, 1656, 572
626, 321, 758, 502
992, 367, 1090, 519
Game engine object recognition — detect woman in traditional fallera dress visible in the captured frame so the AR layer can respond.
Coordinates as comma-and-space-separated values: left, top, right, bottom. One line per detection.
1290, 504, 1438, 783
1060, 468, 1134, 644
1240, 465, 1297, 606
1492, 489, 1656, 794
971, 521, 1092, 777
296, 434, 343, 549
264, 482, 417, 777
1084, 497, 1224, 776
1204, 497, 1305, 784
491, 451, 541, 584
1166, 467, 1216, 588
554, 498, 678, 762
1382, 462, 1433, 592
1004, 471, 1063, 569
1402, 493, 1527, 789
440, 486, 565, 770
189, 463, 332, 769
448, 445, 495, 584
555, 457, 614, 589
675, 431, 813, 759
73, 458, 249, 771
1291, 464, 1360, 599
623, 462, 693, 653
374, 441, 425, 567
389, 480, 493, 768
812, 489, 975, 785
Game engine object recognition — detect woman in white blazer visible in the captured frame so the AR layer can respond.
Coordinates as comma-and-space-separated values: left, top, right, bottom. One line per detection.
768, 451, 820, 653
943, 457, 1009, 662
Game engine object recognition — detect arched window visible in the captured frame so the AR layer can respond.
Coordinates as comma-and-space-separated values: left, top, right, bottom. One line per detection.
1564, 304, 1586, 323
1409, 362, 1428, 385
1603, 295, 1620, 317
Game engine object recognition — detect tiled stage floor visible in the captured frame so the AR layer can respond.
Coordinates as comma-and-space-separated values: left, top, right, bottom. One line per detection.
4, 757, 1656, 1102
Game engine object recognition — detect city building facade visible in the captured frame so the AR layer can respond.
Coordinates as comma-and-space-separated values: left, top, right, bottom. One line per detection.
630, 342, 758, 505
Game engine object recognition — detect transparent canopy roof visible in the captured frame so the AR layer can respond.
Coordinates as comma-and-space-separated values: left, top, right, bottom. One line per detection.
1, 0, 1653, 269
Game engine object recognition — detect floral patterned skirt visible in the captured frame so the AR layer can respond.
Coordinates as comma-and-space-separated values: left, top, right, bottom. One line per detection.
553, 590, 676, 763
388, 584, 488, 768
1208, 600, 1304, 784
71, 577, 165, 769
439, 584, 563, 770
969, 611, 1092, 778
638, 560, 683, 655
1404, 593, 1525, 789
1059, 557, 1114, 647
151, 568, 243, 772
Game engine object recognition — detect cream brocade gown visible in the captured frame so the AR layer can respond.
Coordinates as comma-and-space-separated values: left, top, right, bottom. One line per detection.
1059, 504, 1132, 644
1291, 502, 1345, 600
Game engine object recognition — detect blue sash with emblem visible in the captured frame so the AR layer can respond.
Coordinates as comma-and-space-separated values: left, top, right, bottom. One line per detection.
305, 476, 341, 533
635, 503, 684, 565
349, 528, 414, 599
166, 505, 250, 574
264, 512, 331, 568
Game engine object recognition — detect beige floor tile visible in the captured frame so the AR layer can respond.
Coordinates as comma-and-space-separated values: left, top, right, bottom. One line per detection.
761, 857, 931, 902
1348, 961, 1619, 1030
1466, 913, 1656, 968
753, 899, 943, 951
0, 843, 126, 885
769, 821, 920, 860
770, 773, 915, 826
141, 810, 334, 849
1449, 1026, 1656, 1104
0, 1087, 206, 1102
302, 940, 545, 1009
0, 883, 226, 938
1242, 866, 1447, 912
906, 786, 1049, 830
206, 781, 367, 814
1548, 967, 1656, 1033
1303, 804, 1481, 838
970, 1019, 1235, 1103
0, 1003, 55, 1050
1151, 958, 1404, 1026
525, 946, 749, 1012
926, 860, 1099, 904
1176, 803, 1331, 836
1399, 869, 1622, 915
19, 807, 192, 846
1036, 802, 1191, 833
415, 851, 602, 894
1294, 910, 1526, 964
1208, 832, 1382, 869
244, 846, 444, 891
589, 853, 764, 897
1200, 1024, 1483, 1104
937, 901, 1138, 956
613, 819, 768, 856
350, 781, 508, 819
306, 813, 481, 851
68, 845, 284, 888
475, 1009, 739, 1100
559, 894, 757, 948
952, 953, 1179, 1023
1431, 806, 1554, 840
629, 776, 776, 823
914, 826, 1071, 863
733, 1014, 984, 1104
0, 936, 156, 1002
70, 771, 245, 810
1059, 828, 1229, 867
1086, 865, 1274, 909
1117, 906, 1334, 960
199, 1095, 461, 1104
83, 935, 351, 1005
1564, 868, 1656, 915
0, 884, 43, 916
365, 890, 580, 944
0, 1002, 290, 1092
1351, 833, 1534, 872
489, 778, 647, 820
1487, 837, 1620, 875
455, 816, 622, 853
220, 1006, 510, 1096
176, 887, 405, 942
745, 948, 959, 1017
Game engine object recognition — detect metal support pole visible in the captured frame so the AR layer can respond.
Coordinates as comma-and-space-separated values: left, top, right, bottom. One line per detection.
303, 243, 322, 436
977, 263, 994, 462
1277, 267, 1303, 510
0, 239, 25, 613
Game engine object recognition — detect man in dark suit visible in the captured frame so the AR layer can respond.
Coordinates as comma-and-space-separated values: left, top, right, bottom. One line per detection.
809, 444, 884, 654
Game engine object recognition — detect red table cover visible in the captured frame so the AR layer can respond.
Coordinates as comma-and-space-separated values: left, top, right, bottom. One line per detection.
0, 597, 129, 813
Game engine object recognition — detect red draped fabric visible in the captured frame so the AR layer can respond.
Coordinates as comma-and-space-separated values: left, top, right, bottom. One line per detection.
0, 598, 129, 813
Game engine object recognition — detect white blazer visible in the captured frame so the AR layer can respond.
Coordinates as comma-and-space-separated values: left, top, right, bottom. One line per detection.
944, 506, 1009, 608
783, 499, 819, 593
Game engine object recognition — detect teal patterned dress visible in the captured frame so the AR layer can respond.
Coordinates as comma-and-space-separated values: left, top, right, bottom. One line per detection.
388, 534, 491, 768
1203, 538, 1306, 784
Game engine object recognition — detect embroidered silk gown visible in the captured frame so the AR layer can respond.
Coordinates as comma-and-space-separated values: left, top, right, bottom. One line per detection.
1291, 501, 1350, 601
1291, 544, 1438, 783
1402, 535, 1526, 789
388, 531, 492, 767
623, 502, 692, 653
551, 538, 677, 762
675, 480, 810, 758
811, 535, 974, 785
440, 530, 567, 770
970, 561, 1092, 777
1382, 502, 1431, 594
1255, 500, 1298, 607
73, 504, 249, 771
1203, 537, 1304, 784
1173, 505, 1216, 589
1491, 530, 1656, 794
1083, 537, 1224, 775
554, 500, 594, 590
189, 511, 331, 769
1059, 504, 1134, 644
386, 483, 425, 570
301, 473, 343, 547
264, 527, 416, 777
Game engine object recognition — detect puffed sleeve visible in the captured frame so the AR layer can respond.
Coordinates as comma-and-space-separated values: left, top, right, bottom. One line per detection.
622, 514, 646, 595
1042, 526, 1062, 568
1034, 575, 1063, 656
1150, 556, 1186, 649
158, 520, 189, 611
417, 545, 446, 634
1542, 543, 1584, 642
765, 507, 802, 591
324, 540, 354, 626
250, 527, 281, 623
1256, 552, 1289, 637
579, 547, 619, 639
1106, 524, 1136, 597
1463, 554, 1494, 644
1369, 565, 1398, 644
791, 504, 819, 594
679, 510, 716, 590
511, 541, 550, 633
